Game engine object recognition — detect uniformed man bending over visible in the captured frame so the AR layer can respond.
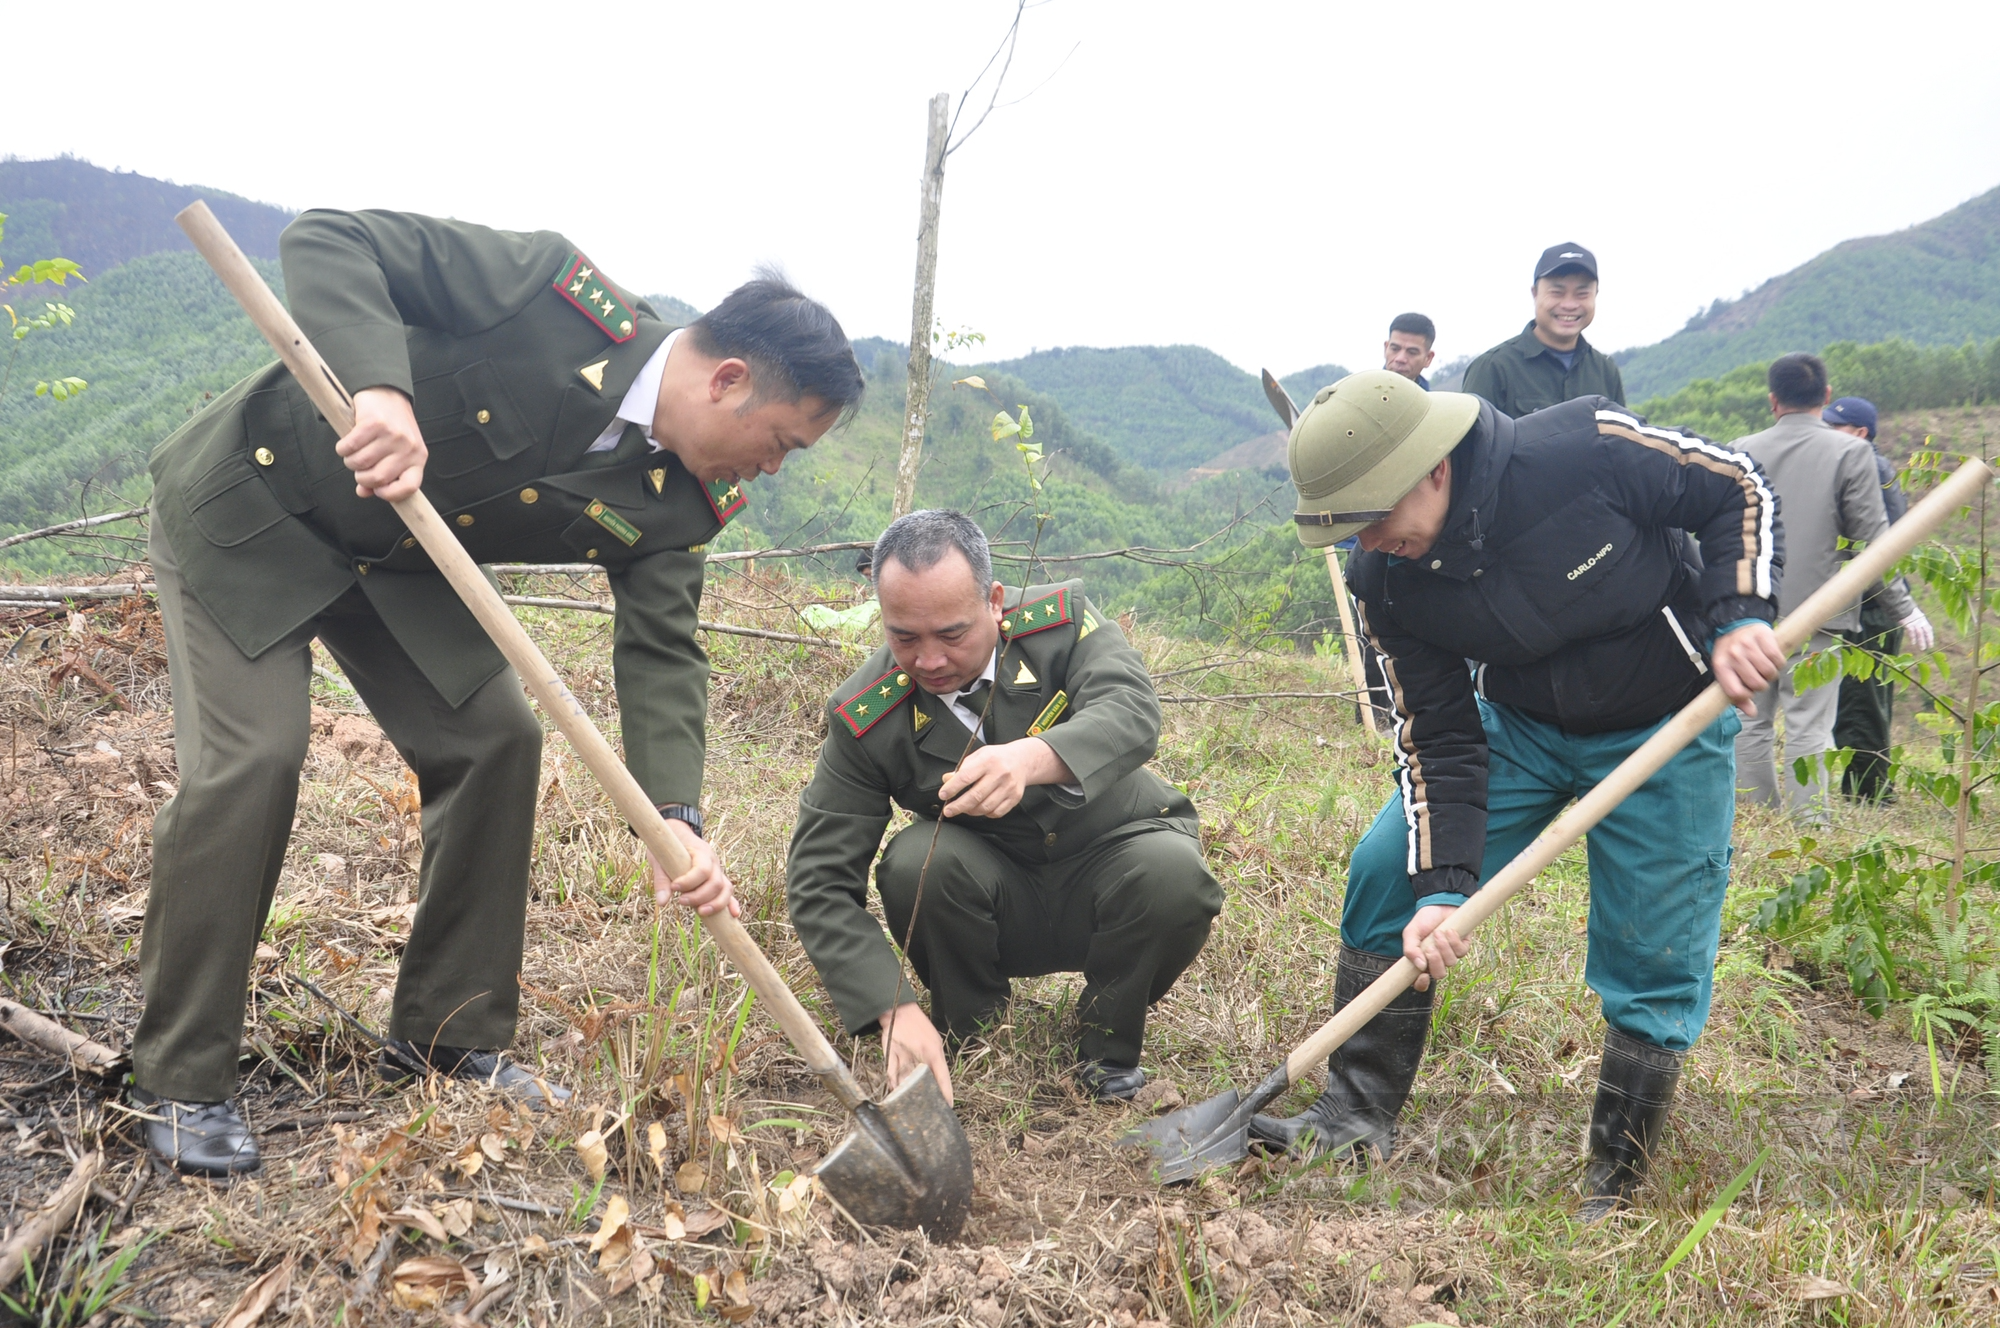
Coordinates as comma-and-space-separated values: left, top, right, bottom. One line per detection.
136, 209, 863, 1175
1258, 371, 1788, 1219
786, 511, 1222, 1101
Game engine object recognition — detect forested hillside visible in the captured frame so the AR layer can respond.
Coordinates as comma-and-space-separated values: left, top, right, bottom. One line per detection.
1618, 183, 2000, 399
0, 157, 291, 274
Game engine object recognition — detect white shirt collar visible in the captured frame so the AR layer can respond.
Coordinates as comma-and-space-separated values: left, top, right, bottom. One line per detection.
938, 650, 999, 739
587, 327, 681, 454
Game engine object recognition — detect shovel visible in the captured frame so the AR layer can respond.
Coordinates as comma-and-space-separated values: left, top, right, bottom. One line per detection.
177, 203, 974, 1237
1129, 448, 1992, 1183
1262, 368, 1383, 741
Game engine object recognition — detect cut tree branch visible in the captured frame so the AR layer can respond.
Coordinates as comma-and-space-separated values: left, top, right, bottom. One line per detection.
0, 1151, 102, 1288
0, 998, 125, 1076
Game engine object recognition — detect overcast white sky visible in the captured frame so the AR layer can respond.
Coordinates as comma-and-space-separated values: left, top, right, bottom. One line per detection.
16, 1, 2000, 376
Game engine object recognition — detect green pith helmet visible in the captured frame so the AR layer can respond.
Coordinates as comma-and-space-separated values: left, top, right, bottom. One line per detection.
1287, 370, 1482, 548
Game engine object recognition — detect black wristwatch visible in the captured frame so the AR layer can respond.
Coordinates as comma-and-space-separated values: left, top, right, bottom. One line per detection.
657, 803, 705, 838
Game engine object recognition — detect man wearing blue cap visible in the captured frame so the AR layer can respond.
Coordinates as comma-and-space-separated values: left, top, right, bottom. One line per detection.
1823, 396, 1930, 801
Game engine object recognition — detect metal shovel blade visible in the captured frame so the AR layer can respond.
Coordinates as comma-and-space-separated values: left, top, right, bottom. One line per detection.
815, 1065, 973, 1238
1119, 1087, 1250, 1184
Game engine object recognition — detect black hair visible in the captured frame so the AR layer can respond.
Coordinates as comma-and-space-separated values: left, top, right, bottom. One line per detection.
1388, 312, 1435, 344
1768, 352, 1829, 409
689, 266, 865, 424
872, 509, 993, 594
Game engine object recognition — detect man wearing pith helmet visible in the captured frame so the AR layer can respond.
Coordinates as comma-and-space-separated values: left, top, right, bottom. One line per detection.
1261, 370, 1789, 1218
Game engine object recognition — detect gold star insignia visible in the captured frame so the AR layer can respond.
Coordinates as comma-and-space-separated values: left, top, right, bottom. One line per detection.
854, 703, 869, 717
879, 684, 894, 696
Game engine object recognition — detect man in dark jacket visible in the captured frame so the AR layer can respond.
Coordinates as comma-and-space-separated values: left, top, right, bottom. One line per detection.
1462, 243, 1624, 415
1257, 371, 1786, 1219
136, 210, 863, 1176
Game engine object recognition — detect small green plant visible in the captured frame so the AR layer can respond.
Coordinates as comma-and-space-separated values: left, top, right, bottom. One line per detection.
0, 1219, 157, 1328
0, 212, 88, 404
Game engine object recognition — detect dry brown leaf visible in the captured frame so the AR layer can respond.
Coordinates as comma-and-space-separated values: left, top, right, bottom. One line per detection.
253, 942, 280, 963
1797, 1275, 1855, 1302
657, 1209, 687, 1240
719, 1267, 754, 1322
647, 1121, 669, 1174
576, 1129, 608, 1181
707, 1113, 743, 1145
438, 1197, 476, 1238
390, 1204, 449, 1243
520, 1234, 550, 1258
676, 1160, 708, 1195
775, 1173, 813, 1214
214, 1259, 293, 1328
479, 1131, 508, 1163
451, 1142, 484, 1179
607, 1246, 657, 1297
389, 1256, 475, 1312
590, 1194, 636, 1273
682, 1206, 734, 1239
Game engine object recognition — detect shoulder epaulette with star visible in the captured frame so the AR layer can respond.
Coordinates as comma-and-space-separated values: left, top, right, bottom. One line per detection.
835, 668, 914, 737
553, 252, 638, 343
1000, 587, 1072, 639
704, 478, 746, 526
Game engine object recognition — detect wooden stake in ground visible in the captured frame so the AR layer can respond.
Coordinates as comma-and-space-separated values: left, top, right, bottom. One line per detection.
1324, 548, 1383, 741
0, 998, 124, 1077
891, 92, 950, 520
0, 1152, 102, 1288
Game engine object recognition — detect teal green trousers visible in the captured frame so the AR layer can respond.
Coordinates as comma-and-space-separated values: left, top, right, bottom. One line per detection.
1340, 698, 1741, 1051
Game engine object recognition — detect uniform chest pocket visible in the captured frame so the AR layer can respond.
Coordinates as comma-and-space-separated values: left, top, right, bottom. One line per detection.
411, 360, 540, 478
186, 452, 291, 548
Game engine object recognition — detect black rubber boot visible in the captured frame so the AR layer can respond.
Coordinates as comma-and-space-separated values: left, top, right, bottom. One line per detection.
1579, 1028, 1683, 1221
131, 1087, 261, 1178
1248, 946, 1432, 1161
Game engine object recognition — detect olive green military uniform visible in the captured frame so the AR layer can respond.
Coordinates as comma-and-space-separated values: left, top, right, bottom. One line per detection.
1461, 321, 1626, 417
785, 583, 1222, 1068
137, 210, 740, 1102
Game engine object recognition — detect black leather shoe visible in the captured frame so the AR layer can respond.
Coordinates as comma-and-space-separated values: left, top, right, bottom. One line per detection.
380, 1039, 573, 1110
1579, 1028, 1683, 1222
131, 1087, 261, 1178
1074, 1060, 1147, 1101
1249, 945, 1432, 1161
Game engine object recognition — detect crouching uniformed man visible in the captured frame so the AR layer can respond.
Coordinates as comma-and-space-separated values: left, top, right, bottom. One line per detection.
1259, 371, 1787, 1218
786, 510, 1222, 1101
136, 208, 863, 1175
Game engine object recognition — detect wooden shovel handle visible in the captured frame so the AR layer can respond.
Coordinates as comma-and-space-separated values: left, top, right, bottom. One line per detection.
1285, 455, 1994, 1082
1324, 548, 1382, 741
176, 202, 867, 1110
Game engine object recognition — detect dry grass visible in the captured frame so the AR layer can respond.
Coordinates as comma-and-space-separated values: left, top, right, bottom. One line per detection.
0, 559, 1992, 1328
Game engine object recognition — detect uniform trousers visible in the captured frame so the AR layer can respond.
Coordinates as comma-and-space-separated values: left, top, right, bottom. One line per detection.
136, 524, 544, 1102
1340, 698, 1740, 1052
1833, 621, 1902, 801
1735, 631, 1840, 819
874, 819, 1222, 1067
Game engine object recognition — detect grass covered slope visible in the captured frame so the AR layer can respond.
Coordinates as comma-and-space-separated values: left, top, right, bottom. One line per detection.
1619, 183, 2000, 400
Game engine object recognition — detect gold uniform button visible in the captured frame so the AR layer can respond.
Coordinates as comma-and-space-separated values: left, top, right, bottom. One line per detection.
402, 537, 416, 549
475, 409, 491, 424
1044, 832, 1058, 846
456, 514, 475, 527
1001, 619, 1013, 632
356, 562, 371, 576
253, 447, 275, 466
896, 673, 909, 686
519, 488, 539, 504
585, 548, 599, 560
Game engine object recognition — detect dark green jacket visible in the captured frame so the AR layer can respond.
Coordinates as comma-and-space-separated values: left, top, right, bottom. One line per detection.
149, 209, 740, 806
1461, 321, 1625, 418
785, 582, 1199, 1034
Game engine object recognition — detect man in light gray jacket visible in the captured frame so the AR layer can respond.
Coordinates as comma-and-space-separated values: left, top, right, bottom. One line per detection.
1730, 354, 1932, 818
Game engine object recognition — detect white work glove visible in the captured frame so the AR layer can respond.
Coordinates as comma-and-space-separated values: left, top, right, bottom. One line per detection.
1900, 608, 1935, 653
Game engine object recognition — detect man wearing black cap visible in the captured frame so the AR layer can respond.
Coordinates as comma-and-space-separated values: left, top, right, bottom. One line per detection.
1462, 244, 1625, 417
1824, 396, 1929, 801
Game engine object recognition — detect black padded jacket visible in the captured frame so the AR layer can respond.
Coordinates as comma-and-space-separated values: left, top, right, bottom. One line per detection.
1347, 397, 1784, 902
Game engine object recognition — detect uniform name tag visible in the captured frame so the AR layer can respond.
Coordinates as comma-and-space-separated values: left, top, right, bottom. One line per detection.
552, 253, 638, 343
585, 500, 643, 546
1027, 690, 1069, 736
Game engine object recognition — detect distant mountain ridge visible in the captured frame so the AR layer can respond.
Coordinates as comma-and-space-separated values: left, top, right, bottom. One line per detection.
0, 157, 292, 275
1617, 183, 2000, 399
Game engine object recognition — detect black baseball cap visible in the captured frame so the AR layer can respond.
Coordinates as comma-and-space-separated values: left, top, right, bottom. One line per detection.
1534, 243, 1598, 282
